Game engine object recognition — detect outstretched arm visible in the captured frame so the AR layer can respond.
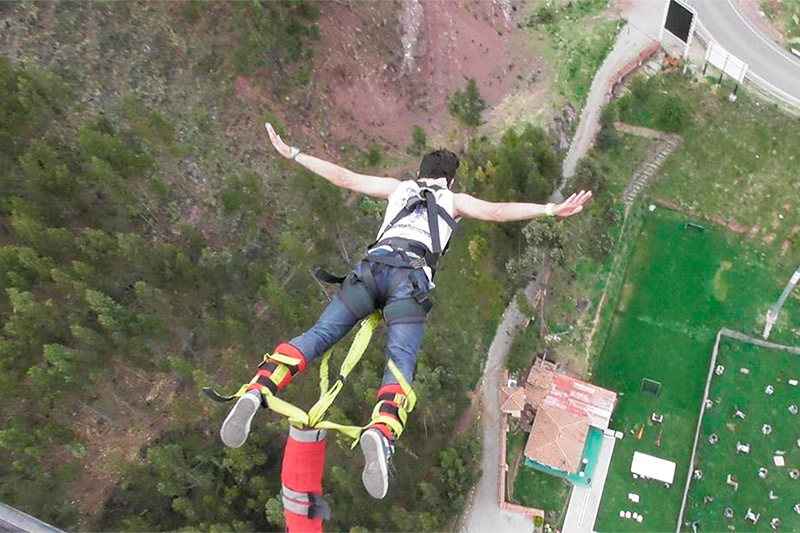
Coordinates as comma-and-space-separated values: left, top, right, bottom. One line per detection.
265, 123, 400, 199
453, 190, 592, 221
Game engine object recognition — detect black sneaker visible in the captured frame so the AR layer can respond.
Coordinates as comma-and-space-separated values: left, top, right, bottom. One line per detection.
220, 390, 261, 448
359, 428, 394, 499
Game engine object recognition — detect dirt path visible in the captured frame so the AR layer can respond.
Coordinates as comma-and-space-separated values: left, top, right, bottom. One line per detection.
560, 20, 659, 182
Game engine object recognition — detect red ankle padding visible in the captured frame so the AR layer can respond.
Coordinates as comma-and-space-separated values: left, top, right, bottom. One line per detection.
371, 423, 395, 441
376, 383, 404, 398
274, 343, 308, 373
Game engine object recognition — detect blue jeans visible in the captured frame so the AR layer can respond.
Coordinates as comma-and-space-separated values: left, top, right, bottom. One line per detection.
289, 252, 429, 387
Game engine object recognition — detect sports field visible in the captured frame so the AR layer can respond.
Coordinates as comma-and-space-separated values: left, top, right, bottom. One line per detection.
682, 338, 799, 532
591, 208, 799, 532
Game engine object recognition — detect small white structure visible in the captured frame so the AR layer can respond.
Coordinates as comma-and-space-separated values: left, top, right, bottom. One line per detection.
765, 385, 775, 395
625, 511, 632, 519
724, 507, 734, 518
637, 515, 643, 523
789, 379, 798, 386
789, 404, 798, 415
705, 398, 713, 409
694, 469, 703, 480
771, 517, 782, 530
763, 424, 773, 435
769, 490, 778, 500
759, 467, 769, 479
740, 368, 750, 375
745, 508, 760, 524
631, 452, 676, 485
715, 365, 725, 376
794, 503, 800, 514
775, 455, 786, 467
736, 442, 750, 455
734, 409, 746, 419
651, 412, 664, 423
790, 469, 800, 479
709, 433, 719, 444
628, 493, 640, 503
726, 474, 739, 491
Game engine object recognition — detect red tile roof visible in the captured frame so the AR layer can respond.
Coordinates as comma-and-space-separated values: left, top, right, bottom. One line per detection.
525, 357, 558, 410
524, 404, 590, 473
500, 386, 526, 413
542, 374, 617, 430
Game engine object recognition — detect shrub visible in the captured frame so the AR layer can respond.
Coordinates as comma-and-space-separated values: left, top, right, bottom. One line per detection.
409, 124, 427, 155
448, 78, 486, 129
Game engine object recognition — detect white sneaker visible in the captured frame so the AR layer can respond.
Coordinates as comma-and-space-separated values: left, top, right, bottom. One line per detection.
360, 428, 394, 499
220, 390, 261, 448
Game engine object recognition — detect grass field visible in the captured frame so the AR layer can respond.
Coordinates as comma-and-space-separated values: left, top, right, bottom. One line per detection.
592, 208, 799, 532
514, 464, 572, 524
682, 338, 800, 532
617, 74, 800, 265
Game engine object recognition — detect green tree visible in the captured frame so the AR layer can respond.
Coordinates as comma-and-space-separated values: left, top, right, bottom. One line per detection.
448, 78, 487, 129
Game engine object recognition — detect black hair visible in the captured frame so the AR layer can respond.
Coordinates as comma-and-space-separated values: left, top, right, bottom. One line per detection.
418, 149, 460, 186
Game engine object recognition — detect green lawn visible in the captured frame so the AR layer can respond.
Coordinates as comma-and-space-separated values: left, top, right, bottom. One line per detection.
616, 74, 800, 265
682, 338, 800, 532
592, 208, 798, 532
514, 463, 572, 523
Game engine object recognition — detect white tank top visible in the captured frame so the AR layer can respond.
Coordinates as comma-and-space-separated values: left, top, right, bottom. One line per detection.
372, 178, 456, 283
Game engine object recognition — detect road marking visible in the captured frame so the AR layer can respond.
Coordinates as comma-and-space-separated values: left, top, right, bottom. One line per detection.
724, 0, 800, 69
694, 17, 800, 109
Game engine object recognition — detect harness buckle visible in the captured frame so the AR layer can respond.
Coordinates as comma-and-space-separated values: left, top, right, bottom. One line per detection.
408, 256, 427, 269
412, 288, 433, 313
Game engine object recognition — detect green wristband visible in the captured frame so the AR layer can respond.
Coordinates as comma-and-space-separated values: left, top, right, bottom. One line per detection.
545, 203, 556, 217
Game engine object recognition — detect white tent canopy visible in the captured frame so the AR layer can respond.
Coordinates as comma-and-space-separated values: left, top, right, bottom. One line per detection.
631, 452, 676, 484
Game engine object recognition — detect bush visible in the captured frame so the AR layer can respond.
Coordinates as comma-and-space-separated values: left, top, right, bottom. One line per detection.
448, 78, 486, 129
409, 124, 427, 155
363, 142, 383, 167
618, 75, 693, 133
658, 95, 691, 132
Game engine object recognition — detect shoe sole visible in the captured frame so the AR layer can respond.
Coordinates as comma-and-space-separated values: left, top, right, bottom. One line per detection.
220, 394, 260, 448
360, 430, 389, 499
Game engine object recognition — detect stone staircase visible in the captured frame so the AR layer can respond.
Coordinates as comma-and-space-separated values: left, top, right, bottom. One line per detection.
618, 124, 683, 207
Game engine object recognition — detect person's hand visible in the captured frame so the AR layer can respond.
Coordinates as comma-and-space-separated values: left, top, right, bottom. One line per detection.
265, 123, 299, 160
554, 190, 592, 217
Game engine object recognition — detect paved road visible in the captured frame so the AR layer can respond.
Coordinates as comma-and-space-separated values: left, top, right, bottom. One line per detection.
462, 277, 543, 533
562, 435, 617, 533
691, 0, 800, 107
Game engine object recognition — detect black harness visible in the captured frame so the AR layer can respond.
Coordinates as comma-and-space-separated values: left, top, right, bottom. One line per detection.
367, 182, 461, 272
315, 181, 461, 324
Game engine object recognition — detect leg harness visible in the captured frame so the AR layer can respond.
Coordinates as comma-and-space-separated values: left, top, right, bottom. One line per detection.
370, 383, 412, 440
245, 343, 307, 400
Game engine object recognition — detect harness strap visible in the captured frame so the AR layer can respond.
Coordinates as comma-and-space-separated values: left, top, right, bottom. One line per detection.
204, 317, 419, 445
424, 190, 441, 255
370, 182, 461, 271
314, 268, 346, 285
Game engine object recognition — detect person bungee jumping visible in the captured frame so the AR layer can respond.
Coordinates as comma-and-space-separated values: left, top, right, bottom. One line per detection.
220, 123, 592, 500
